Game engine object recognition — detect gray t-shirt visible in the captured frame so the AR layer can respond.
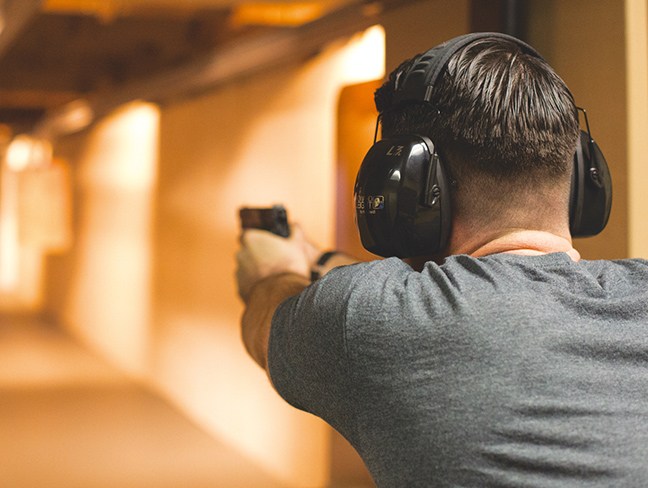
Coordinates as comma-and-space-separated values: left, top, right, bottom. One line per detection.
268, 252, 648, 487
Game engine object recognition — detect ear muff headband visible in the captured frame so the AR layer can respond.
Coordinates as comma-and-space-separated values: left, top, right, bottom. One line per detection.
392, 32, 542, 106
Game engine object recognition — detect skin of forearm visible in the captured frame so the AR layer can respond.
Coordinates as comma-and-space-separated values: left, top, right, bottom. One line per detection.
241, 272, 310, 370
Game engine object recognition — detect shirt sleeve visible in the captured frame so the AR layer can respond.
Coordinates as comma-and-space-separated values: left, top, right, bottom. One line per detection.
267, 263, 362, 425
267, 258, 422, 426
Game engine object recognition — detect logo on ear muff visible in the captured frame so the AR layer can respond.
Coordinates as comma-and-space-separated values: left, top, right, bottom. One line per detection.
386, 145, 405, 157
368, 195, 385, 210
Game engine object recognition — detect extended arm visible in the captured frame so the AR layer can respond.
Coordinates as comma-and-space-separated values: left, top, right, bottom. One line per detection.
241, 272, 309, 370
236, 225, 358, 373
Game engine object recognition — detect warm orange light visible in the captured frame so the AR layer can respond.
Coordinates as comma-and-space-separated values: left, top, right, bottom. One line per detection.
625, 0, 648, 257
43, 0, 117, 21
18, 159, 73, 253
47, 99, 95, 136
231, 2, 338, 27
66, 101, 159, 377
338, 24, 386, 84
5, 135, 53, 173
0, 165, 19, 291
0, 9, 5, 36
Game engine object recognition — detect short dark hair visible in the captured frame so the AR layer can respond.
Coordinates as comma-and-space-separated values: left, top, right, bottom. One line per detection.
375, 36, 580, 190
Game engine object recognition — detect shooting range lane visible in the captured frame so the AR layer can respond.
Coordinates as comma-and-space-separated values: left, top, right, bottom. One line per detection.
0, 315, 286, 488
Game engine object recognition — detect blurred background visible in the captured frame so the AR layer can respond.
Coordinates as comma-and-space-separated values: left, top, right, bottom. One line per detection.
0, 0, 646, 487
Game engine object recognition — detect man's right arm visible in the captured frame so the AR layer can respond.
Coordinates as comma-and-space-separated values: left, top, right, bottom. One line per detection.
241, 251, 359, 372
235, 223, 359, 373
241, 272, 310, 372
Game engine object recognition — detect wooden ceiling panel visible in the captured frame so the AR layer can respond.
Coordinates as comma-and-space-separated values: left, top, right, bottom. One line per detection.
0, 11, 238, 89
0, 4, 250, 128
0, 0, 368, 131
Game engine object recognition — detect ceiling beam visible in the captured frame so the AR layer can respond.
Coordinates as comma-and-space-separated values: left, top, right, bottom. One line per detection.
42, 0, 355, 20
35, 0, 418, 138
0, 0, 43, 58
0, 89, 80, 109
43, 0, 237, 14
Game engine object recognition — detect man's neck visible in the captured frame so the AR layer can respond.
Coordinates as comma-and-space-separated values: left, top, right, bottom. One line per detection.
449, 228, 581, 262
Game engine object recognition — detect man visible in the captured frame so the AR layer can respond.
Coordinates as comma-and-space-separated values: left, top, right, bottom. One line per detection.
236, 33, 648, 487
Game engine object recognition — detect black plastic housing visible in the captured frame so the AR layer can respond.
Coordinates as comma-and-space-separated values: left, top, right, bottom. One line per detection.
354, 136, 450, 258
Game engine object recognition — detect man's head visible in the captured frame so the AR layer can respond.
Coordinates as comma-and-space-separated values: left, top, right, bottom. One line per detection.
375, 35, 580, 236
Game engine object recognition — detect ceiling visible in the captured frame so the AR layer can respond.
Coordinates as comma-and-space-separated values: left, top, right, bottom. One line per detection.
0, 0, 390, 136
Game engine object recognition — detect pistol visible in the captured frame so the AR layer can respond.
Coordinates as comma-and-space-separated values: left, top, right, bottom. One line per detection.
239, 205, 290, 238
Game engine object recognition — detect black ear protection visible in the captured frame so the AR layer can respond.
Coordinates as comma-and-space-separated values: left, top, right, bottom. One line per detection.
354, 32, 612, 258
570, 109, 613, 237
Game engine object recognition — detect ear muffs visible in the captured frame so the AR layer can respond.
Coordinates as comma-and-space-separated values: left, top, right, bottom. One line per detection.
355, 32, 613, 258
354, 135, 451, 258
570, 129, 613, 237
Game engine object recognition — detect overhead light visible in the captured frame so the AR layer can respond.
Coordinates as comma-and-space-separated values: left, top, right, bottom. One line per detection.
43, 0, 117, 22
56, 99, 95, 134
5, 135, 53, 172
36, 99, 95, 138
232, 2, 338, 27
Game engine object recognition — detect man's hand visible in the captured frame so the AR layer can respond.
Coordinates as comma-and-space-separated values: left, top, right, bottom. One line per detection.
235, 224, 319, 370
236, 225, 320, 301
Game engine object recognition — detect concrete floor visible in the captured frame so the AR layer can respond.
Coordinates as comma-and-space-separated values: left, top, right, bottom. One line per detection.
0, 316, 286, 488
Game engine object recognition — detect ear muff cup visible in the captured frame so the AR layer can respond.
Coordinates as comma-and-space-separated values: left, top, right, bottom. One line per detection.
354, 135, 451, 258
570, 130, 613, 237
